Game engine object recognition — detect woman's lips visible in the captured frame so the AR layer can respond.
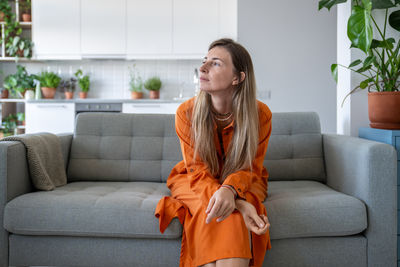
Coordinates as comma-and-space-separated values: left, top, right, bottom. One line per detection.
200, 77, 209, 81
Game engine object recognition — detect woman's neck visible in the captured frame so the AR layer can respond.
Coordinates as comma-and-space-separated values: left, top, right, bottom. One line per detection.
210, 90, 233, 115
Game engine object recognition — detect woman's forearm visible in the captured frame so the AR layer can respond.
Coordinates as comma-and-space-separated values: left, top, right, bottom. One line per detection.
235, 198, 247, 212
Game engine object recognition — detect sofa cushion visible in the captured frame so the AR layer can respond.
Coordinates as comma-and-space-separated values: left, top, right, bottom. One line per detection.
265, 180, 367, 239
4, 180, 367, 240
4, 182, 182, 239
68, 113, 182, 183
265, 112, 326, 182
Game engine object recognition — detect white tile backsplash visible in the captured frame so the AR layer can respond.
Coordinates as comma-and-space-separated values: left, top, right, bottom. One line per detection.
0, 59, 202, 100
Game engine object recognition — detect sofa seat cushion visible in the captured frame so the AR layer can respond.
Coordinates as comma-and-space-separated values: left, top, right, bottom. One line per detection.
265, 180, 367, 239
4, 181, 182, 239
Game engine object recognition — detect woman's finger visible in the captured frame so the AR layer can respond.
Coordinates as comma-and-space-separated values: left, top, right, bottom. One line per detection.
206, 196, 215, 214
216, 205, 234, 222
250, 212, 265, 228
206, 201, 222, 224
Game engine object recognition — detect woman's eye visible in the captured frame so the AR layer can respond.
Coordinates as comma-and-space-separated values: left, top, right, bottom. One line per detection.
213, 62, 220, 66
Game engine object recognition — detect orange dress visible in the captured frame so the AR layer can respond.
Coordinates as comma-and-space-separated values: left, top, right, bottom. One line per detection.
155, 97, 272, 267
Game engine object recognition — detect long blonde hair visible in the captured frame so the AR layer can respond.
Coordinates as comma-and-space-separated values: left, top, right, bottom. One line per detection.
192, 38, 259, 182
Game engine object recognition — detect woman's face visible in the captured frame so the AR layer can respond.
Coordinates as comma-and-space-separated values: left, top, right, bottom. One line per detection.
199, 46, 238, 94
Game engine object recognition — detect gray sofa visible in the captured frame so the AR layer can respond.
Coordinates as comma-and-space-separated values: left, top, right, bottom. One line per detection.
0, 111, 397, 267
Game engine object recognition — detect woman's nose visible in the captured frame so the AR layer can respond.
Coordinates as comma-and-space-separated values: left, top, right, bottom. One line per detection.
199, 62, 208, 73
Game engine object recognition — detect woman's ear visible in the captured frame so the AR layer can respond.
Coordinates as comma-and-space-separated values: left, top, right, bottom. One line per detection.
232, 72, 246, 85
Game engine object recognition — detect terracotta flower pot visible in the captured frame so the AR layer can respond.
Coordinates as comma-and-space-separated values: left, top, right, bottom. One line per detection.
149, 90, 160, 99
1, 90, 9, 99
79, 92, 88, 99
368, 91, 400, 129
65, 92, 74, 99
21, 13, 31, 22
131, 91, 143, 99
0, 12, 4, 22
41, 87, 56, 99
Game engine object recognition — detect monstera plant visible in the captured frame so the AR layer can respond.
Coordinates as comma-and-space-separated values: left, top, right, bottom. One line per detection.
319, 0, 400, 129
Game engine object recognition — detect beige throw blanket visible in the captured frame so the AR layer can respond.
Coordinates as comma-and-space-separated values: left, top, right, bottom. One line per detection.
1, 133, 67, 190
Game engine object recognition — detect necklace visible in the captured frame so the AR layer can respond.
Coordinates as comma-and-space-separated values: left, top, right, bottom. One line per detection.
213, 112, 233, 121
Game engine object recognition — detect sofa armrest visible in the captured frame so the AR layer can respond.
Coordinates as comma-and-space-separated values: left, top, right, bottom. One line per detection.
0, 141, 33, 267
57, 133, 73, 171
323, 133, 397, 267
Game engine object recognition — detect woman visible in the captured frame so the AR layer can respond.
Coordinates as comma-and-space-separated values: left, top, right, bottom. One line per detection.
155, 38, 272, 267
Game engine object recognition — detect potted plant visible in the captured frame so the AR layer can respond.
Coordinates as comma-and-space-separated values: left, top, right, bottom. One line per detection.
320, 0, 400, 129
16, 112, 25, 126
19, 0, 31, 22
59, 77, 77, 99
37, 71, 61, 99
144, 76, 162, 99
1, 114, 18, 137
6, 36, 33, 59
3, 65, 35, 98
128, 65, 143, 99
74, 69, 90, 99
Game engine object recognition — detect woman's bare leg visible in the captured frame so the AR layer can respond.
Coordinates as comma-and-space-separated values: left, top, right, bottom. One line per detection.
199, 262, 217, 267
216, 258, 250, 267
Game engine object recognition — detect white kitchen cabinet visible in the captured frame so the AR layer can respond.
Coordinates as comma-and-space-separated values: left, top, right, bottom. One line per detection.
26, 103, 75, 134
126, 0, 173, 57
32, 0, 81, 59
81, 0, 126, 56
122, 103, 180, 114
173, 0, 219, 56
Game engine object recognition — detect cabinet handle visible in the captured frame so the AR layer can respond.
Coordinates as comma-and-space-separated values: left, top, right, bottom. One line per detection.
37, 105, 68, 108
131, 104, 161, 108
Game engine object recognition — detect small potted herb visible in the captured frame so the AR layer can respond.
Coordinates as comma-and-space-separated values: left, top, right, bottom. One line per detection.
59, 78, 77, 99
128, 65, 143, 99
37, 71, 61, 99
74, 69, 90, 99
144, 76, 162, 99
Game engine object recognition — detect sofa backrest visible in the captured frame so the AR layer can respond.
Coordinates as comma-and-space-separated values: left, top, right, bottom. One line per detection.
67, 113, 181, 183
264, 112, 326, 182
68, 111, 326, 183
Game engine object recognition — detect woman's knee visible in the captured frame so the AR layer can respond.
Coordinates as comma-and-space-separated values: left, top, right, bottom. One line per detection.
216, 257, 250, 267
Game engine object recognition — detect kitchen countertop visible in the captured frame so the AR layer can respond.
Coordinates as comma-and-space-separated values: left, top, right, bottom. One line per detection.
24, 98, 190, 103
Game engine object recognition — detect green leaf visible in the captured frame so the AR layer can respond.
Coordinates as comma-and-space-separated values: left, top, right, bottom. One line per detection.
360, 80, 369, 88
349, 59, 362, 67
331, 64, 338, 83
356, 64, 372, 72
318, 0, 347, 10
389, 10, 400, 31
362, 0, 373, 10
348, 6, 373, 53
363, 55, 375, 67
371, 0, 396, 9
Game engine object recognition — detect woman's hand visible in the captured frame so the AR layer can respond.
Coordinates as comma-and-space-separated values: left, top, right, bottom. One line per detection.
205, 187, 236, 224
236, 199, 270, 235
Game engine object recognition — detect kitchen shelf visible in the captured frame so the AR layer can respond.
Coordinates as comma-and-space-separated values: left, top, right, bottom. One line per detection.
0, 0, 32, 60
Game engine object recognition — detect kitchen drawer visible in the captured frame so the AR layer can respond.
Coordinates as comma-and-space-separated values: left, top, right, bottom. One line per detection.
122, 103, 180, 114
26, 103, 75, 134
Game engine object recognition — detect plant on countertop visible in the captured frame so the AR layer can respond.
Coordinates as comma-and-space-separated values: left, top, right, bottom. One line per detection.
3, 65, 35, 98
37, 71, 61, 88
319, 0, 400, 106
59, 77, 77, 92
128, 65, 143, 93
74, 69, 90, 93
144, 76, 162, 91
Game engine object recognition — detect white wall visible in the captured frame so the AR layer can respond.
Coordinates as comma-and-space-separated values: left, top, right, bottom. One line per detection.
237, 0, 337, 134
